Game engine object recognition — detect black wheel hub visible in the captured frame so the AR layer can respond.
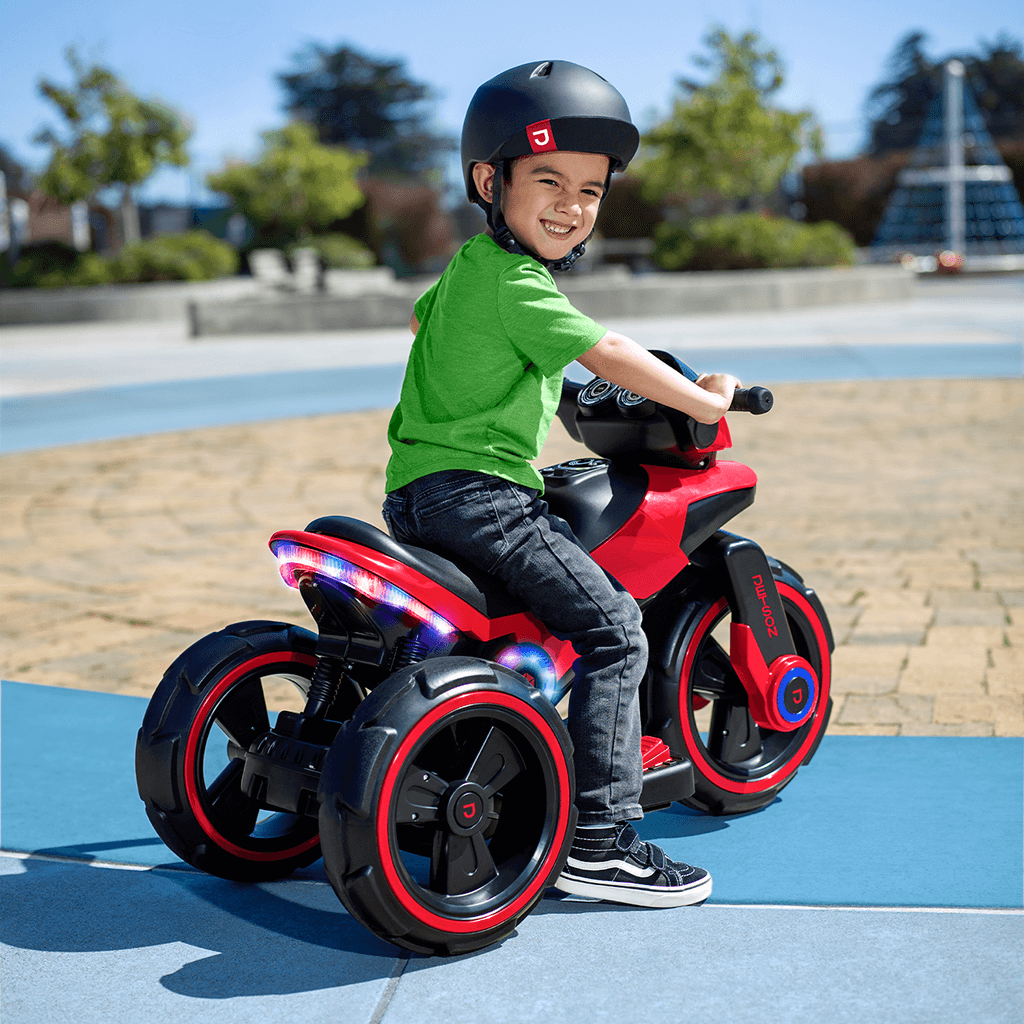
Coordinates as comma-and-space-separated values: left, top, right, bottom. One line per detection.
444, 781, 490, 836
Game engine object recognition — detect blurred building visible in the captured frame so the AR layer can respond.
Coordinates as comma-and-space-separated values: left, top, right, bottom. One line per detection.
0, 177, 90, 258
3, 173, 455, 277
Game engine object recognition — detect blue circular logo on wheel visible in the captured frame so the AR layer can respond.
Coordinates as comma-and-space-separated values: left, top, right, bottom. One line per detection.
777, 666, 816, 725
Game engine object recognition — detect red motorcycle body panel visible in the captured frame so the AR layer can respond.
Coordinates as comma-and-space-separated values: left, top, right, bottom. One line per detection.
590, 461, 757, 599
271, 458, 756, 681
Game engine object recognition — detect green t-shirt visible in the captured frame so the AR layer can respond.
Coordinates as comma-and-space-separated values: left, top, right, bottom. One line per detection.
385, 233, 606, 493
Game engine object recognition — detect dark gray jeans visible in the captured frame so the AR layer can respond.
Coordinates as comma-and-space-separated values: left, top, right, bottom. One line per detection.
382, 469, 646, 825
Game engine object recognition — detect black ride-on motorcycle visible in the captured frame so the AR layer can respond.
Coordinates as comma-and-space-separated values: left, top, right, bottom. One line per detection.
136, 351, 833, 956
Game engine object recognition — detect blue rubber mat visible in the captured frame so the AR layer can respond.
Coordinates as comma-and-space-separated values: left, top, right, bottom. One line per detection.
3, 855, 1020, 1024
3, 680, 1021, 908
2, 342, 1020, 454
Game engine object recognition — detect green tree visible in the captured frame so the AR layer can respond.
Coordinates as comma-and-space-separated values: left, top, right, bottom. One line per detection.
277, 43, 454, 181
34, 48, 191, 247
865, 31, 1024, 154
206, 122, 367, 247
639, 27, 821, 208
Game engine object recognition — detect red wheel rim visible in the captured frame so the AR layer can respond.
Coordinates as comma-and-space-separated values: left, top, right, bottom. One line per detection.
376, 690, 572, 934
183, 651, 321, 861
677, 586, 831, 794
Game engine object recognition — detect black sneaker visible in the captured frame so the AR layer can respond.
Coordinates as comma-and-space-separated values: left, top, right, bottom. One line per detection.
554, 823, 712, 907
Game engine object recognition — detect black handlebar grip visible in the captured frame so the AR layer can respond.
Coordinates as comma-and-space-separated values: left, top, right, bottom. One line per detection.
730, 386, 774, 415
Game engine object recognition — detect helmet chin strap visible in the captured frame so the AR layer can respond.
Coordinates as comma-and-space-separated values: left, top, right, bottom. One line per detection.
486, 161, 589, 272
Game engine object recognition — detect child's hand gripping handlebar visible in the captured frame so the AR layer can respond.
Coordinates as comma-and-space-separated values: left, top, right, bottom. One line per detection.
654, 351, 772, 417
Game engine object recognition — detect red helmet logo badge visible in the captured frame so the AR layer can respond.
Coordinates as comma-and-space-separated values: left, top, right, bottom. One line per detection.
527, 120, 557, 153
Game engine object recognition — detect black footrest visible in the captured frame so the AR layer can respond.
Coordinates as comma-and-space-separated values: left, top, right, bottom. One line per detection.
241, 729, 331, 817
639, 757, 695, 812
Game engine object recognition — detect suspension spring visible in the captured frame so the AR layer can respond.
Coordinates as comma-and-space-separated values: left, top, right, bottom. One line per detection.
304, 655, 346, 719
392, 635, 430, 671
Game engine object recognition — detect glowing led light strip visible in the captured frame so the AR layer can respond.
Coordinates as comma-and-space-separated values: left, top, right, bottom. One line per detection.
273, 542, 457, 638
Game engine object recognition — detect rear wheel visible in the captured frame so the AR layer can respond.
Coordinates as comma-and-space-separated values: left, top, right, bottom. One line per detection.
136, 621, 346, 881
318, 657, 576, 956
650, 567, 833, 815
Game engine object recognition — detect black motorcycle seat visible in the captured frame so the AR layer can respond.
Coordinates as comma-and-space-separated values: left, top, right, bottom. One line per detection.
304, 516, 525, 620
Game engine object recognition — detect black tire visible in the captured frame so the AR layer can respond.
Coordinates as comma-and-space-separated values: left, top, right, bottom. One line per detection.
136, 620, 333, 881
649, 565, 833, 815
318, 657, 576, 956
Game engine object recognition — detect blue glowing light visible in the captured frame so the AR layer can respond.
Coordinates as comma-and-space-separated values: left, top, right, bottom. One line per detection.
496, 642, 559, 699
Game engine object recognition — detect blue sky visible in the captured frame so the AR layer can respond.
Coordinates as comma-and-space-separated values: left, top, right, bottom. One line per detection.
2, 0, 1020, 204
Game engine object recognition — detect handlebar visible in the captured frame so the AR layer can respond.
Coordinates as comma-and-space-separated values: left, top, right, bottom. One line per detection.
561, 377, 774, 419
729, 386, 774, 415
555, 351, 772, 466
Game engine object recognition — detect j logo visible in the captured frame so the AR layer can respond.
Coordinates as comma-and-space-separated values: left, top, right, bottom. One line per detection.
461, 799, 477, 820
526, 119, 557, 153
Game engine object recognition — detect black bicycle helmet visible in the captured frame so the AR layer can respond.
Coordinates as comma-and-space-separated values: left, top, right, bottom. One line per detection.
461, 60, 639, 270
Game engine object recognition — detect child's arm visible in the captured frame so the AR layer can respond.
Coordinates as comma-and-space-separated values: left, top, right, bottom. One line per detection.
410, 314, 420, 334
578, 331, 739, 424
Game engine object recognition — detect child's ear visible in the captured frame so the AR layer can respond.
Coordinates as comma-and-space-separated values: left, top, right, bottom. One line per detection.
472, 162, 496, 203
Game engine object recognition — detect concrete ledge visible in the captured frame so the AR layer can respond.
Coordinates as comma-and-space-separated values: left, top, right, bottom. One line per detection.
187, 265, 914, 336
559, 264, 917, 319
0, 278, 263, 326
3, 264, 916, 333
188, 287, 420, 335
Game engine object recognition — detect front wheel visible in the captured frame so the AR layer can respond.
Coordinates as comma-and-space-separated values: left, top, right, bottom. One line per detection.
650, 565, 833, 815
136, 620, 333, 881
318, 657, 576, 956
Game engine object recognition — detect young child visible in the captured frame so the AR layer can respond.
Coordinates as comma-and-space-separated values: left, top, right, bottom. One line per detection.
383, 61, 737, 908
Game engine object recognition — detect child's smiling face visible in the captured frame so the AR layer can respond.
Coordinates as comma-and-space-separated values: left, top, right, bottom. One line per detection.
475, 151, 610, 261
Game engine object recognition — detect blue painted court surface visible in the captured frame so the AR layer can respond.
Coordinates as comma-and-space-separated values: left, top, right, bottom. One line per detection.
2, 341, 1020, 454
2, 681, 1021, 909
2, 680, 1021, 1023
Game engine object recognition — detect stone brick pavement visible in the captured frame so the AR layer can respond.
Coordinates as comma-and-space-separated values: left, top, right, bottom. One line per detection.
1, 378, 1021, 735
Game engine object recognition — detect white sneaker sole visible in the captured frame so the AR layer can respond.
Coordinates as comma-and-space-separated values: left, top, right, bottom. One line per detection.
553, 871, 712, 908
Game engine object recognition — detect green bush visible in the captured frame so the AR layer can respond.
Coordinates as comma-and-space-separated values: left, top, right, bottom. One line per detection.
654, 212, 856, 271
289, 233, 376, 269
3, 241, 111, 288
4, 230, 238, 288
108, 230, 238, 283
